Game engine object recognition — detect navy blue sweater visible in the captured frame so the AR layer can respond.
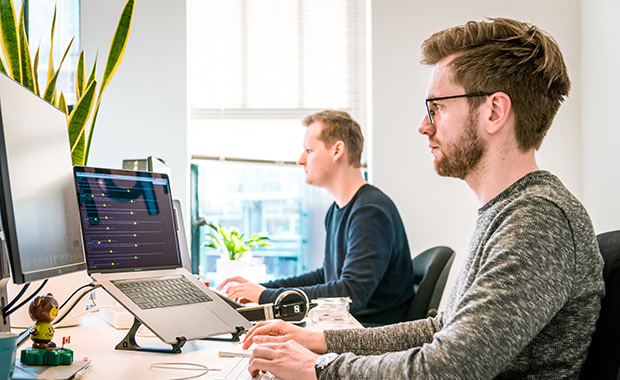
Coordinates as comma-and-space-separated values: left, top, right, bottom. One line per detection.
259, 184, 414, 325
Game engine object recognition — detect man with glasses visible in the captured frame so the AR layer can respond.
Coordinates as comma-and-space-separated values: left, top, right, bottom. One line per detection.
238, 18, 605, 380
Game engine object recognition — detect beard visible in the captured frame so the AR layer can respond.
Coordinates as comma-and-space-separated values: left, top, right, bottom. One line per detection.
433, 110, 486, 179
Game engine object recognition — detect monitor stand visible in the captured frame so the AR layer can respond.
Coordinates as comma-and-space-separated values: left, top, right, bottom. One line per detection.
1, 277, 10, 333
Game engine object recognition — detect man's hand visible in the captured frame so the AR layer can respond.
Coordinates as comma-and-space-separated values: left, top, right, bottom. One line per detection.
242, 320, 328, 353
248, 340, 320, 380
217, 276, 266, 303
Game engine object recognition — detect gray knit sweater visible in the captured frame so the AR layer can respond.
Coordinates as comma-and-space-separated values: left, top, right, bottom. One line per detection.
321, 171, 604, 379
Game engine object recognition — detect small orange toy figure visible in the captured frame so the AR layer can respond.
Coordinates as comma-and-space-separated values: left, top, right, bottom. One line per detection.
28, 293, 59, 349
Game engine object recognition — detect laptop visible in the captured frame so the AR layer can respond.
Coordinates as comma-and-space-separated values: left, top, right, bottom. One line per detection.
73, 166, 252, 345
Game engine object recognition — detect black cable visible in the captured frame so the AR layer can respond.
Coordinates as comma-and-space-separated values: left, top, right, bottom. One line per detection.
1, 282, 30, 314
15, 282, 102, 349
58, 282, 97, 310
3, 279, 48, 317
54, 283, 101, 325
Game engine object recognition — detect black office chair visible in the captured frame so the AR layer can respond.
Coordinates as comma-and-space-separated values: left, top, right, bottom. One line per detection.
579, 230, 620, 380
406, 246, 455, 321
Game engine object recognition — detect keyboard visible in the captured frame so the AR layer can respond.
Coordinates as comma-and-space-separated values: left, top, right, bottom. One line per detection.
112, 275, 213, 310
216, 357, 277, 380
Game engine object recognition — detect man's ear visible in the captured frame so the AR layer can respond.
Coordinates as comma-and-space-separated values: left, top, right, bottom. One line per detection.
485, 92, 512, 134
332, 140, 346, 161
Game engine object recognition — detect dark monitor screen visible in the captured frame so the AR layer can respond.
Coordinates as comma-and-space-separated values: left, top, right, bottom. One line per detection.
0, 73, 85, 284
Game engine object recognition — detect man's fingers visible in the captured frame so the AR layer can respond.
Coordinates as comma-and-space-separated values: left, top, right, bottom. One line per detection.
252, 335, 288, 345
248, 357, 273, 377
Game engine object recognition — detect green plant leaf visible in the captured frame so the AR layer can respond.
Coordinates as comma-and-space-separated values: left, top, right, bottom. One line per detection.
67, 79, 96, 165
0, 0, 20, 82
17, 2, 33, 91
32, 45, 40, 95
203, 223, 272, 260
75, 51, 84, 99
100, 0, 134, 93
42, 37, 73, 103
84, 0, 133, 165
0, 53, 6, 75
47, 4, 56, 84
58, 92, 68, 115
86, 52, 97, 87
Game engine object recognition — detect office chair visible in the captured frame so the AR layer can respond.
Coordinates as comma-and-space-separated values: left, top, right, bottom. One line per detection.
579, 230, 620, 380
406, 246, 455, 321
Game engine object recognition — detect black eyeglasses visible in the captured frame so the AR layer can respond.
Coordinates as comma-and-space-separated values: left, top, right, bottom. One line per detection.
425, 92, 492, 125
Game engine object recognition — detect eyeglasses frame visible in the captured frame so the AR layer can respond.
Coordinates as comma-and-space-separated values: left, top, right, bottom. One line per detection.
425, 92, 493, 125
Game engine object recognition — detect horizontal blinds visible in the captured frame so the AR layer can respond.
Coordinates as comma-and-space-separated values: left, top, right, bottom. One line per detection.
189, 0, 367, 162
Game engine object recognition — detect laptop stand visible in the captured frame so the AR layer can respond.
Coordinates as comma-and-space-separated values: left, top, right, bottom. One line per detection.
115, 317, 187, 353
203, 325, 246, 342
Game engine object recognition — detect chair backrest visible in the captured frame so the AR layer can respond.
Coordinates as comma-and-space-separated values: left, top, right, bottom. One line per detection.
579, 230, 620, 380
406, 246, 455, 321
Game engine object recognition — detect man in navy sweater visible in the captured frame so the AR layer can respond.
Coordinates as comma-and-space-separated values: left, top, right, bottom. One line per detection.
218, 110, 415, 326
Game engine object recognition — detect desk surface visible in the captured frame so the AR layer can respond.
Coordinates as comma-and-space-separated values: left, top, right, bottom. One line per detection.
14, 312, 362, 380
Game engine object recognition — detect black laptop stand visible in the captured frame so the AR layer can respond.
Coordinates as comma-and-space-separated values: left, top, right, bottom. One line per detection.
115, 317, 187, 353
115, 316, 247, 353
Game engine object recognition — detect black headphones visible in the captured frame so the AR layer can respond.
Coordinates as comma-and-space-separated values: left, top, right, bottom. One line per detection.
235, 289, 310, 322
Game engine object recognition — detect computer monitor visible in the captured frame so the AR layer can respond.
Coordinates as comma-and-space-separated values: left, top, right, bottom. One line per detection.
0, 72, 85, 286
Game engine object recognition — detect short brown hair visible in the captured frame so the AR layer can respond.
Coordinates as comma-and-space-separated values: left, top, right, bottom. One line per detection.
421, 18, 571, 151
302, 110, 364, 168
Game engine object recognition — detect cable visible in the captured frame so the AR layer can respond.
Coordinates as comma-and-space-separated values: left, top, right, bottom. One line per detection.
54, 283, 100, 325
149, 362, 216, 380
59, 282, 97, 309
1, 282, 30, 314
14, 282, 101, 349
3, 279, 48, 317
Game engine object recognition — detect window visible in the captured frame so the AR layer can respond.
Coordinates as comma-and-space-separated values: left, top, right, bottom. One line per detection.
25, 0, 81, 105
188, 0, 367, 285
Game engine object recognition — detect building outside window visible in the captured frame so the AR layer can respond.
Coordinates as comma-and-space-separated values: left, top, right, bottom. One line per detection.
188, 0, 367, 285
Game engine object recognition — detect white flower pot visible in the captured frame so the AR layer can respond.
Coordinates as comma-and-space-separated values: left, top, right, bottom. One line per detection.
216, 258, 250, 287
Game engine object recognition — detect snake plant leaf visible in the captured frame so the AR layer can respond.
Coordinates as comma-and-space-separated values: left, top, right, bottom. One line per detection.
47, 4, 56, 84
75, 50, 84, 99
86, 53, 97, 87
82, 0, 134, 165
42, 37, 73, 103
58, 92, 68, 115
0, 54, 6, 75
17, 2, 33, 91
32, 45, 40, 95
0, 0, 20, 82
100, 0, 134, 93
68, 79, 96, 165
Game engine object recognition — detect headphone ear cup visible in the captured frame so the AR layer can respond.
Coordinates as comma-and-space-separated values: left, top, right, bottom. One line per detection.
274, 289, 309, 321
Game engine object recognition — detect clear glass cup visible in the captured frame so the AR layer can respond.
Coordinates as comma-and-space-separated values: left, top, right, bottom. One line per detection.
309, 297, 352, 323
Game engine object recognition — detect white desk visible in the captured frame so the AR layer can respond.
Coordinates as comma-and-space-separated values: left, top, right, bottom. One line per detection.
14, 312, 362, 380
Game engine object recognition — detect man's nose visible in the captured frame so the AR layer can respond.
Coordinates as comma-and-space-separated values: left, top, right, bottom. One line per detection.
418, 114, 434, 136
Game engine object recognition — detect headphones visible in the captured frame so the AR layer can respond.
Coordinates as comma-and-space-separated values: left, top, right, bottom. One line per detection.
235, 289, 310, 322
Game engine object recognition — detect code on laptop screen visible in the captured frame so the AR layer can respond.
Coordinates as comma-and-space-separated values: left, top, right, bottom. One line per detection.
74, 168, 181, 272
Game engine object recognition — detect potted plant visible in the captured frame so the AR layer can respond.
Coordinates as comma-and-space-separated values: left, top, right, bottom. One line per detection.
0, 0, 134, 165
201, 222, 273, 285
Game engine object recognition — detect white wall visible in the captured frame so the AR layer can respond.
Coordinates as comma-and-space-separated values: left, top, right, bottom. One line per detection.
370, 0, 583, 309
80, 0, 189, 214
582, 0, 620, 235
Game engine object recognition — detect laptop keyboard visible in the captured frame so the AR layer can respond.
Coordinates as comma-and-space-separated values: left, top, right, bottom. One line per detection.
216, 357, 277, 380
112, 275, 213, 310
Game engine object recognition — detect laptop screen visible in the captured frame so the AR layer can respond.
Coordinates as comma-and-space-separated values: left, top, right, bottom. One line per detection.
73, 166, 181, 273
